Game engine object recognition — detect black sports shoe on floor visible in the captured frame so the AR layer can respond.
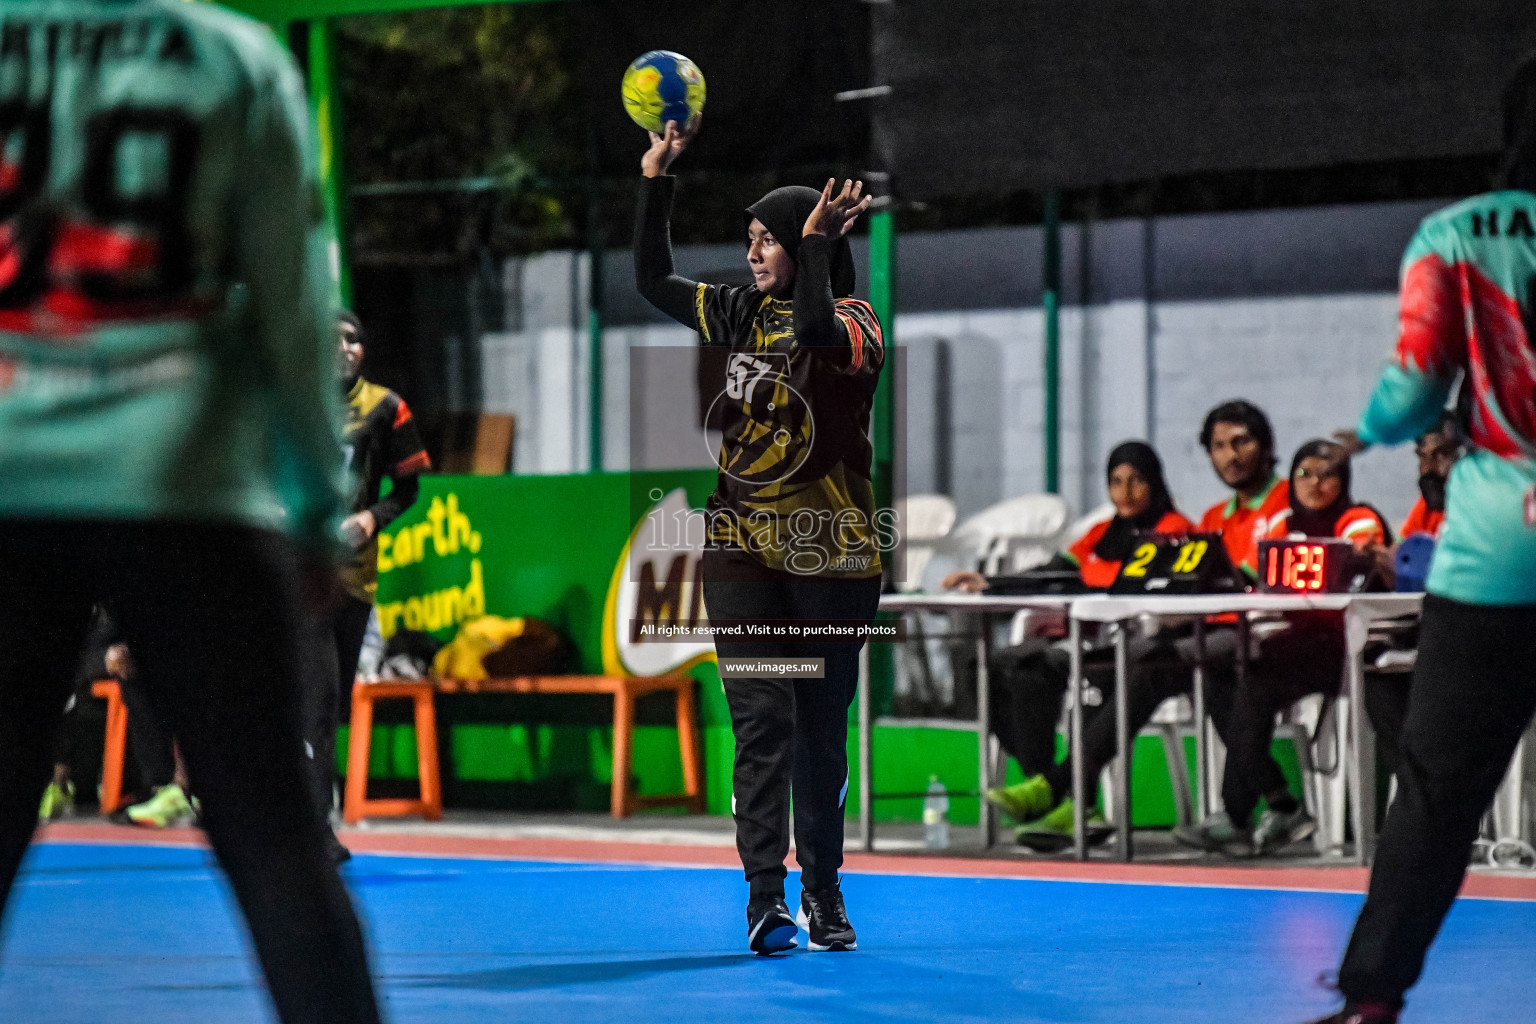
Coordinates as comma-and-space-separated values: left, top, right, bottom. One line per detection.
1300, 1003, 1400, 1024
796, 883, 857, 951
746, 894, 799, 955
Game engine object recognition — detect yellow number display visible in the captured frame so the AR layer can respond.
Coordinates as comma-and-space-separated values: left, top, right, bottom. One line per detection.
1170, 539, 1209, 574
1122, 542, 1158, 577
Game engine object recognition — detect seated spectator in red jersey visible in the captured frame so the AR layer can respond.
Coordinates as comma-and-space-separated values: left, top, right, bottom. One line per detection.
1176, 441, 1391, 859
945, 441, 1194, 598
944, 442, 1196, 848
1059, 441, 1196, 589
1197, 400, 1292, 579
1400, 413, 1463, 541
1265, 439, 1392, 550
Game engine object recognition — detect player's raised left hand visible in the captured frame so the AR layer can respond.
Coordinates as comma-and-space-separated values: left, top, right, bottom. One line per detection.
803, 178, 871, 239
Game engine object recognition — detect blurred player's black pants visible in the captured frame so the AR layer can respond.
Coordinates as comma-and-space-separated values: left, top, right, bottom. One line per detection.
702, 547, 881, 898
0, 521, 381, 1024
298, 592, 372, 832
1339, 594, 1536, 1008
334, 594, 374, 704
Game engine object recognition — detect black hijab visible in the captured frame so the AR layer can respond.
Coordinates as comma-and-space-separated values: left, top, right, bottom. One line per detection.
745, 186, 857, 298
1093, 441, 1177, 562
1286, 439, 1358, 538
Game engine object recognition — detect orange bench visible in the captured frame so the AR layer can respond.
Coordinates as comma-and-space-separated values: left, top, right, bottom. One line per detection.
90, 680, 130, 813
343, 675, 704, 824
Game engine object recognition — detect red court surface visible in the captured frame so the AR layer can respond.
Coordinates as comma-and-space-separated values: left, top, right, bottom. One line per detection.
36, 821, 1536, 900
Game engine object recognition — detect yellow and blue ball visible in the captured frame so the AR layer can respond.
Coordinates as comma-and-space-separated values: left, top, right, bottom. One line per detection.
622, 50, 706, 133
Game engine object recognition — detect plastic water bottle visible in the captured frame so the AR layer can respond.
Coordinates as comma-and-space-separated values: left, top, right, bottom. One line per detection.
922, 775, 950, 849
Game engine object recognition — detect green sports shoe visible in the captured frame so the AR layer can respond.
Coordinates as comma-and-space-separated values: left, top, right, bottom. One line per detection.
985, 775, 1055, 823
1013, 798, 1114, 853
125, 784, 193, 829
38, 781, 75, 821
1172, 811, 1255, 858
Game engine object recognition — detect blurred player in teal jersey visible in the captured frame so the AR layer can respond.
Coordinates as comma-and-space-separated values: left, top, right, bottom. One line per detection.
1301, 55, 1536, 1024
0, 4, 380, 1022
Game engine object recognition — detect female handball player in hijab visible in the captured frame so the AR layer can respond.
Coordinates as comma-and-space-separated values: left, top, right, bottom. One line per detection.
635, 119, 885, 955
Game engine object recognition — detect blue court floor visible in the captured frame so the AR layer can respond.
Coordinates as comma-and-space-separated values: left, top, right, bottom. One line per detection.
0, 842, 1531, 1023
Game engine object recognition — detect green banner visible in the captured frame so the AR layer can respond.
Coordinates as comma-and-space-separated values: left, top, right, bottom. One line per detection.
376, 470, 718, 664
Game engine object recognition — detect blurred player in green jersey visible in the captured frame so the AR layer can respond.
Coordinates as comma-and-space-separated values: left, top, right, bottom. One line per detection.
1302, 53, 1536, 1024
0, 4, 381, 1022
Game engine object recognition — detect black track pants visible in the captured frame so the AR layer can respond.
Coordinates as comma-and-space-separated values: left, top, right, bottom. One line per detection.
1337, 594, 1536, 1009
1221, 614, 1344, 825
0, 521, 382, 1024
333, 593, 373, 708
299, 592, 372, 823
702, 548, 882, 898
988, 641, 1068, 777
1364, 672, 1411, 777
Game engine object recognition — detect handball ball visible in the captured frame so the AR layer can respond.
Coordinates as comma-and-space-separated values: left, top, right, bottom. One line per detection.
622, 50, 706, 133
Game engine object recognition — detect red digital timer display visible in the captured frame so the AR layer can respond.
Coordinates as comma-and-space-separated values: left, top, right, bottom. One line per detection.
1266, 543, 1326, 591
1257, 538, 1363, 594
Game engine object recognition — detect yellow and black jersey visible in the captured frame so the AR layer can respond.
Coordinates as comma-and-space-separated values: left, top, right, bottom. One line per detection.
635, 174, 885, 579
340, 377, 430, 598
693, 286, 885, 578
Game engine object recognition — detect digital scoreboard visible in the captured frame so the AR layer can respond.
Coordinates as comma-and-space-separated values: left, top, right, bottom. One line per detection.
1257, 538, 1372, 594
1109, 532, 1242, 595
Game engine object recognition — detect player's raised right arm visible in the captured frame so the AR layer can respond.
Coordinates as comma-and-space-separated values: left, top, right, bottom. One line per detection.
634, 120, 708, 330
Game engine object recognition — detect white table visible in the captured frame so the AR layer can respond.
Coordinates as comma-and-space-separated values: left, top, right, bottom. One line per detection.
861, 592, 1080, 850
1067, 592, 1424, 864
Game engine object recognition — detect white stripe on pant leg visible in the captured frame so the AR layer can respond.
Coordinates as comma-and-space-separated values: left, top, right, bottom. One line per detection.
839, 771, 848, 808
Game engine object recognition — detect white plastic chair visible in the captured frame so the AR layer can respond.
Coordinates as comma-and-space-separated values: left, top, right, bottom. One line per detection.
897, 494, 1072, 718
1482, 721, 1536, 870
1006, 502, 1112, 646
891, 494, 959, 710
893, 494, 958, 594
1097, 694, 1338, 840
946, 493, 1074, 577
1063, 502, 1115, 555
1276, 693, 1349, 854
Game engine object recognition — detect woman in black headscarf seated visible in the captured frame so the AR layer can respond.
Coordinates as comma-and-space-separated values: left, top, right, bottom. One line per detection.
943, 441, 1194, 847
947, 441, 1192, 596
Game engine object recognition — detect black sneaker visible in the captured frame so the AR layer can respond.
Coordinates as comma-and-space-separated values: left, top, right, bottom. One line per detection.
746, 894, 798, 955
1301, 1003, 1399, 1024
796, 883, 857, 951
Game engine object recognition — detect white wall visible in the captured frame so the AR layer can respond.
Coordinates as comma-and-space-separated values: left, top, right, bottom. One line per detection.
485, 201, 1431, 533
890, 293, 1412, 531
